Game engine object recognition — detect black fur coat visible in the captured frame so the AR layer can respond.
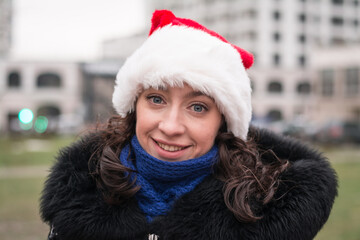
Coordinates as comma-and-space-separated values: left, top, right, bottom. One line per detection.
40, 128, 337, 240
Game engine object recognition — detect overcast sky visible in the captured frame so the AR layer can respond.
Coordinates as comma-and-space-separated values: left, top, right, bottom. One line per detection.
11, 0, 147, 61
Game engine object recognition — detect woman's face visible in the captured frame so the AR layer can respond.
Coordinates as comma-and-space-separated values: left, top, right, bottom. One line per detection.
135, 84, 222, 162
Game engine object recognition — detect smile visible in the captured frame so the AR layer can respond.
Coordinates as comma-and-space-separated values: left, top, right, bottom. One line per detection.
157, 142, 187, 152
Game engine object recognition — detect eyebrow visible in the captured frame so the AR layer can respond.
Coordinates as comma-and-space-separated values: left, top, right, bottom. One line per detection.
150, 87, 212, 100
184, 91, 206, 99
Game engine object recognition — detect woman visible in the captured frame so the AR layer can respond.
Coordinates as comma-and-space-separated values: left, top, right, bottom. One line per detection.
40, 10, 337, 240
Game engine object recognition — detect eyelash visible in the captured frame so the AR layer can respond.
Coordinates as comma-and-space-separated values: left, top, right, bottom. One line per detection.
146, 95, 208, 113
190, 103, 208, 113
146, 95, 164, 104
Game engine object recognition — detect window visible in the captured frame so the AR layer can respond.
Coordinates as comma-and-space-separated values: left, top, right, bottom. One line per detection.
299, 13, 306, 23
299, 34, 306, 43
37, 73, 61, 88
267, 109, 283, 122
246, 9, 257, 18
332, 0, 344, 4
8, 113, 20, 132
298, 55, 306, 67
345, 68, 359, 96
37, 105, 61, 116
331, 17, 344, 26
331, 37, 345, 45
354, 19, 359, 27
244, 31, 257, 41
273, 54, 281, 66
273, 11, 281, 21
268, 81, 283, 93
321, 69, 334, 96
8, 71, 21, 88
297, 82, 311, 95
273, 32, 281, 42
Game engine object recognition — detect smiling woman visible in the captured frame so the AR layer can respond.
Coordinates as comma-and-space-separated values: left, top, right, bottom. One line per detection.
40, 10, 337, 240
136, 85, 222, 162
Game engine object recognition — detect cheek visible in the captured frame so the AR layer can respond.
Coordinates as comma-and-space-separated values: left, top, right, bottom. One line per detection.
135, 103, 148, 138
192, 115, 222, 148
135, 102, 160, 140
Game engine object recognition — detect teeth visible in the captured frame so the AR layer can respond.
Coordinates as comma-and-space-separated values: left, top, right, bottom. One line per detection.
157, 142, 185, 152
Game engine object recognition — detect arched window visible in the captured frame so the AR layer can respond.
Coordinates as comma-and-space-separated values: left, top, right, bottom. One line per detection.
267, 109, 283, 122
37, 106, 61, 117
8, 71, 21, 88
37, 73, 61, 88
268, 81, 283, 93
296, 82, 311, 95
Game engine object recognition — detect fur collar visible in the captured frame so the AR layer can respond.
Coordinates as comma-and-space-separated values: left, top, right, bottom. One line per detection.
40, 127, 337, 240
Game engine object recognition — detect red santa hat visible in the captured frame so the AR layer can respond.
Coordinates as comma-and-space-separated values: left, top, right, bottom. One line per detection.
113, 10, 253, 140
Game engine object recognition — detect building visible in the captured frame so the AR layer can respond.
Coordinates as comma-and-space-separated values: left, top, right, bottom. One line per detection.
0, 0, 12, 58
81, 60, 123, 123
3, 0, 355, 134
74, 32, 149, 124
0, 61, 83, 134
149, 0, 360, 124
311, 45, 360, 125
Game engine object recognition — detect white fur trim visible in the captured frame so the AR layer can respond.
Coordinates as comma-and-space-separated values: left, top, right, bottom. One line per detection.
112, 25, 252, 140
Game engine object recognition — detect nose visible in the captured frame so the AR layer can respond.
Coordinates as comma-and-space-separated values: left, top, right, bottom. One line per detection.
158, 107, 186, 136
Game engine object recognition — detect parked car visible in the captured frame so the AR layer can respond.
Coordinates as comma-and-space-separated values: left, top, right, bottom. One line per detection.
313, 121, 360, 144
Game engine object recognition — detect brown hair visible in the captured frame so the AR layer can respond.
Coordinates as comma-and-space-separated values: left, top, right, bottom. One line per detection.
90, 113, 289, 222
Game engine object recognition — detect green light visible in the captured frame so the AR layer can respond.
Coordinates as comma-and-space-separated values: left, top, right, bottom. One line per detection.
34, 116, 48, 133
18, 108, 34, 124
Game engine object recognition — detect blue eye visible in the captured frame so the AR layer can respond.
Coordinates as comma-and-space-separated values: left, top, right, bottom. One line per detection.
150, 96, 163, 104
192, 104, 205, 112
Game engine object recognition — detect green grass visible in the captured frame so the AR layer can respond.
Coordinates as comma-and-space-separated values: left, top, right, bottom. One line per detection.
0, 177, 49, 240
0, 135, 76, 167
315, 161, 360, 240
0, 137, 359, 239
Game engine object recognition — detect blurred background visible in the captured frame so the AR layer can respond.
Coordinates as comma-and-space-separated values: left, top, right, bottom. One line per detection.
0, 0, 359, 239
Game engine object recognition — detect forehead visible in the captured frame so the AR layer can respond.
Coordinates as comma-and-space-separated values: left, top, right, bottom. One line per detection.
143, 84, 212, 99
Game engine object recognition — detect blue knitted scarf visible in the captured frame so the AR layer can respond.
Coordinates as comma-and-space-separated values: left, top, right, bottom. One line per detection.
119, 135, 218, 222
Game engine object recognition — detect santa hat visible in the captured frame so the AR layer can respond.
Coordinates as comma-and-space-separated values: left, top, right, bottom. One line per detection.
113, 10, 253, 140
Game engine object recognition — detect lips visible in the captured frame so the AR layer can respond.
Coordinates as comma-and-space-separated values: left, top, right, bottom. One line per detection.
157, 142, 186, 152
153, 139, 189, 152
150, 138, 192, 161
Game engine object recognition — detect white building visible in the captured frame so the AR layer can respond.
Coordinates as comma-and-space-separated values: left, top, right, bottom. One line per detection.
0, 0, 12, 58
0, 61, 83, 134
311, 45, 360, 125
149, 0, 360, 123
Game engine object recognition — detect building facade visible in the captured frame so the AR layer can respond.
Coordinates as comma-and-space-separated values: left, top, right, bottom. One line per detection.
311, 45, 360, 124
0, 61, 83, 134
0, 0, 12, 58
81, 61, 123, 123
149, 0, 360, 125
